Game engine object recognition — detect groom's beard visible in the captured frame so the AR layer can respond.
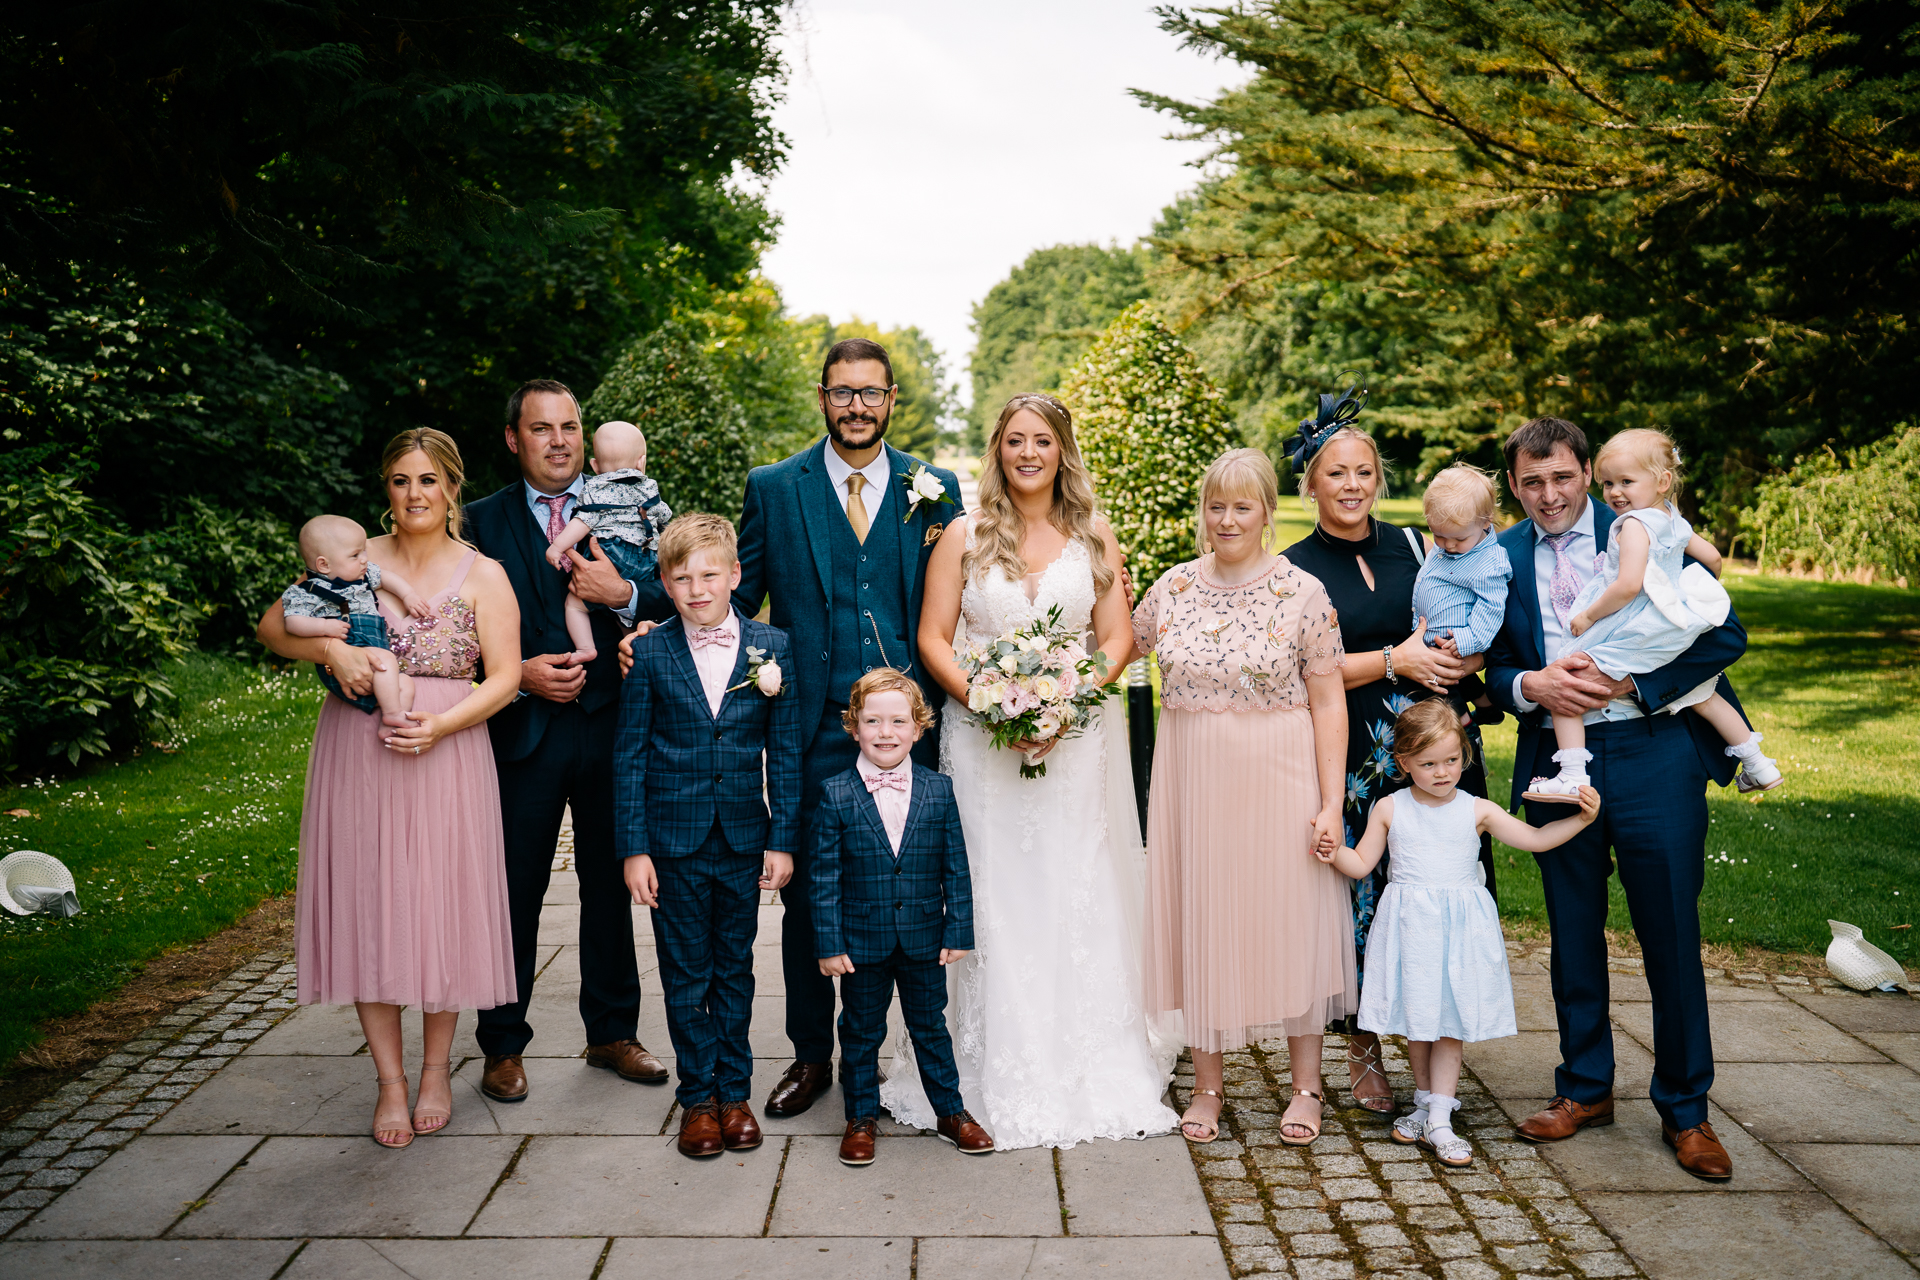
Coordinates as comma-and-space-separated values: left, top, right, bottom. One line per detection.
826, 404, 890, 453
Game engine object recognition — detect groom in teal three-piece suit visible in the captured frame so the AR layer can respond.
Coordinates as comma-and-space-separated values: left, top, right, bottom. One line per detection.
732, 337, 962, 1117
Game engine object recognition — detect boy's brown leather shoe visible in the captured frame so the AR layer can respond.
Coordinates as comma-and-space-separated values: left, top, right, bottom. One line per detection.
839, 1117, 879, 1166
1516, 1094, 1614, 1142
585, 1039, 668, 1083
1663, 1120, 1733, 1180
936, 1110, 995, 1154
678, 1100, 726, 1158
721, 1101, 763, 1151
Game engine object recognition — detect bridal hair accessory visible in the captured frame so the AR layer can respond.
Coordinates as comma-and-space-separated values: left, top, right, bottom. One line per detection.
1287, 374, 1370, 472
0, 850, 80, 917
1825, 919, 1913, 993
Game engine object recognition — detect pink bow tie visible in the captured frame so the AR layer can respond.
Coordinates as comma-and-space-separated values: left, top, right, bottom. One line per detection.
863, 769, 908, 793
689, 624, 735, 650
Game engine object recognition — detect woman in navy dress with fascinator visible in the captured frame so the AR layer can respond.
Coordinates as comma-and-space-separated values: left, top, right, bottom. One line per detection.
1280, 380, 1500, 1116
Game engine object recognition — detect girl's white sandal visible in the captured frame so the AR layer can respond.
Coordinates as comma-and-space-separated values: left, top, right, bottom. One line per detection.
1392, 1108, 1429, 1145
1419, 1125, 1473, 1167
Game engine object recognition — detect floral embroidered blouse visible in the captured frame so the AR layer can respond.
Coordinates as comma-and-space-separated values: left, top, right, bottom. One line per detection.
1131, 555, 1345, 713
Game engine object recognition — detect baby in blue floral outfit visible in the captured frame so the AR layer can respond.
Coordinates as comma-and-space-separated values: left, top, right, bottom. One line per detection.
281, 514, 430, 735
1412, 465, 1511, 726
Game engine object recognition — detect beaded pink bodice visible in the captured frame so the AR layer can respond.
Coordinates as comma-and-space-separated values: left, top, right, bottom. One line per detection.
384, 550, 481, 680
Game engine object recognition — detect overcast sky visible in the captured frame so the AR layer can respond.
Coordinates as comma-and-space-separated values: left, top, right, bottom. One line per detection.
755, 1, 1245, 400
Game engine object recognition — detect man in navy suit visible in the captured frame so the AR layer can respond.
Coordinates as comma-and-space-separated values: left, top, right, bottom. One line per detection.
464, 380, 677, 1105
1485, 417, 1744, 1180
616, 513, 804, 1158
733, 338, 964, 1118
809, 669, 991, 1166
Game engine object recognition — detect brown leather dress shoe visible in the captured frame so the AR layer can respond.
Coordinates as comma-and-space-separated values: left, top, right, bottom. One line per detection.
1516, 1094, 1614, 1142
720, 1100, 763, 1151
936, 1110, 995, 1154
839, 1117, 879, 1166
677, 1099, 726, 1158
765, 1061, 833, 1117
1663, 1119, 1733, 1180
480, 1055, 528, 1103
584, 1039, 668, 1083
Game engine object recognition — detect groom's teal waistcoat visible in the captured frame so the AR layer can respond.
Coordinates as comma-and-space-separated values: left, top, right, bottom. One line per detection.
826, 479, 907, 697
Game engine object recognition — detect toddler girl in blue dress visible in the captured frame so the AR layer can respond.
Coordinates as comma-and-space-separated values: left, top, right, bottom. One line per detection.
1523, 429, 1781, 800
1320, 700, 1599, 1165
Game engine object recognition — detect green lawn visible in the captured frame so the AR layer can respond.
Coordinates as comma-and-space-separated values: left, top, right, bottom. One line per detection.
0, 657, 319, 1064
1481, 573, 1920, 963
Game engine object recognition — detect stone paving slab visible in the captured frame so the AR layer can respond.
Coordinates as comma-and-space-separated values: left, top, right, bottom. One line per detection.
1059, 1135, 1215, 1235
1614, 995, 1892, 1063
1706, 1060, 1920, 1143
16, 1135, 257, 1239
446, 1055, 676, 1135
1464, 1030, 1658, 1099
0, 1237, 300, 1279
770, 1136, 1062, 1236
601, 1236, 911, 1279
1775, 1143, 1920, 1254
915, 1235, 1231, 1277
469, 1134, 784, 1237
1583, 1190, 1916, 1280
173, 1134, 520, 1237
284, 1236, 608, 1279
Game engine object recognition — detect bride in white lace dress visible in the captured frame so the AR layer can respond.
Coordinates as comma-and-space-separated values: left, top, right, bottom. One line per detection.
881, 392, 1179, 1149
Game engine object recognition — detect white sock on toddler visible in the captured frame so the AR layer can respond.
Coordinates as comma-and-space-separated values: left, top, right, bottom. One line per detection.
1551, 748, 1593, 786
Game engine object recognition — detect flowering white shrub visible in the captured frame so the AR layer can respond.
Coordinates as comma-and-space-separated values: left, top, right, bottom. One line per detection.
1062, 303, 1243, 589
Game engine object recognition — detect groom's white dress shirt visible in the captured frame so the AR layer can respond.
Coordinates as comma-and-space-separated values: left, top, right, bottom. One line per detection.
821, 442, 893, 517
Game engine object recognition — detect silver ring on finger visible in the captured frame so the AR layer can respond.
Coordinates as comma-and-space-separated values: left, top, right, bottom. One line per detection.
413, 746, 420, 755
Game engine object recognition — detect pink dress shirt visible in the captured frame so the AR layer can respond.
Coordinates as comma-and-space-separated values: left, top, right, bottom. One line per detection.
686, 609, 740, 717
855, 754, 912, 855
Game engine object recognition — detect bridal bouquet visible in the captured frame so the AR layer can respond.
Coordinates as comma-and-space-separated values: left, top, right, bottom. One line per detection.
957, 604, 1117, 779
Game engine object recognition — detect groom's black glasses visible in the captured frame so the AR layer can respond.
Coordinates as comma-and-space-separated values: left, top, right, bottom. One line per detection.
822, 385, 893, 407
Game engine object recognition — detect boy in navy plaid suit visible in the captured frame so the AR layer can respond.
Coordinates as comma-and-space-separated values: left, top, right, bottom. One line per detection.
615, 514, 804, 1159
810, 670, 994, 1166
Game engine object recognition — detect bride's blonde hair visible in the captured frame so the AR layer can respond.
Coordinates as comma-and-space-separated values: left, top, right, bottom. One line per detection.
966, 393, 1114, 599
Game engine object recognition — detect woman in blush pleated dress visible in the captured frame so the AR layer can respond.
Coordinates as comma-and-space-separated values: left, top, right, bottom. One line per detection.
1131, 448, 1356, 1147
256, 428, 521, 1150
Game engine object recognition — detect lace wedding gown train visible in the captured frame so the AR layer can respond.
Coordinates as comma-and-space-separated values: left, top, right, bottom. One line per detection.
879, 535, 1180, 1148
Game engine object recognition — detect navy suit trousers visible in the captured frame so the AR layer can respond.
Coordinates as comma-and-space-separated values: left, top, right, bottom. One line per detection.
837, 944, 964, 1122
652, 824, 762, 1107
1522, 712, 1714, 1129
477, 702, 639, 1056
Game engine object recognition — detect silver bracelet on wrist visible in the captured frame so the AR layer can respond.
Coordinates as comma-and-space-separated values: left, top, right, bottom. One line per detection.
1382, 645, 1397, 684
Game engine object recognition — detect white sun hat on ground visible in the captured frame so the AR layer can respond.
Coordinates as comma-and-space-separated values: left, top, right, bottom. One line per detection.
0, 850, 80, 917
1825, 920, 1911, 993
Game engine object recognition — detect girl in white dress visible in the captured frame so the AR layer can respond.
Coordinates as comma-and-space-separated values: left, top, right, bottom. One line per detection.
883, 392, 1179, 1149
1524, 429, 1780, 800
1321, 700, 1599, 1165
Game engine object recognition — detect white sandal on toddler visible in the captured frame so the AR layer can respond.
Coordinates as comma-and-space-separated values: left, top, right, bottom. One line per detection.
1393, 1088, 1433, 1145
1728, 733, 1784, 793
1417, 1095, 1472, 1167
1522, 749, 1593, 804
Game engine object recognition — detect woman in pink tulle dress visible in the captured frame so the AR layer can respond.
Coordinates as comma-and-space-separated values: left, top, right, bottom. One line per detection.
257, 428, 521, 1149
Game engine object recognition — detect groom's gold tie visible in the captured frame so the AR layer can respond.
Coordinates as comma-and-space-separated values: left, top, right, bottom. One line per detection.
846, 473, 870, 544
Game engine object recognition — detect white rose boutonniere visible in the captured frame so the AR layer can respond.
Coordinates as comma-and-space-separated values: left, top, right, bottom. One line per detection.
727, 646, 785, 698
900, 463, 952, 522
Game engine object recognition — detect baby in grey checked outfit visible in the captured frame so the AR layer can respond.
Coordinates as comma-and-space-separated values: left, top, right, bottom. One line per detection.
546, 420, 673, 663
281, 514, 430, 734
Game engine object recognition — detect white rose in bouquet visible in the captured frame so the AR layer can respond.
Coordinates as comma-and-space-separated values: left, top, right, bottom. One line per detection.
1031, 674, 1060, 701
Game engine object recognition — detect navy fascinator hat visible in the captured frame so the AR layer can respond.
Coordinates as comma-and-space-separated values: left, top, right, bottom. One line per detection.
1287, 374, 1369, 473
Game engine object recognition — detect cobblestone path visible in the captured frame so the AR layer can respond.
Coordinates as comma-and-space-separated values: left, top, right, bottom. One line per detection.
1180, 1034, 1641, 1280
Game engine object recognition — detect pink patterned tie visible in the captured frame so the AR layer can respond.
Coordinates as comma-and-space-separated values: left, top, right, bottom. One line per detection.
863, 769, 908, 793
689, 624, 736, 650
1544, 530, 1580, 630
537, 495, 570, 572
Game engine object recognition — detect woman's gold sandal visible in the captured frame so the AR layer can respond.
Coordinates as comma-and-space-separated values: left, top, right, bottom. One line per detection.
412, 1061, 452, 1135
1347, 1039, 1396, 1113
1181, 1087, 1224, 1144
1280, 1087, 1324, 1146
373, 1074, 413, 1149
